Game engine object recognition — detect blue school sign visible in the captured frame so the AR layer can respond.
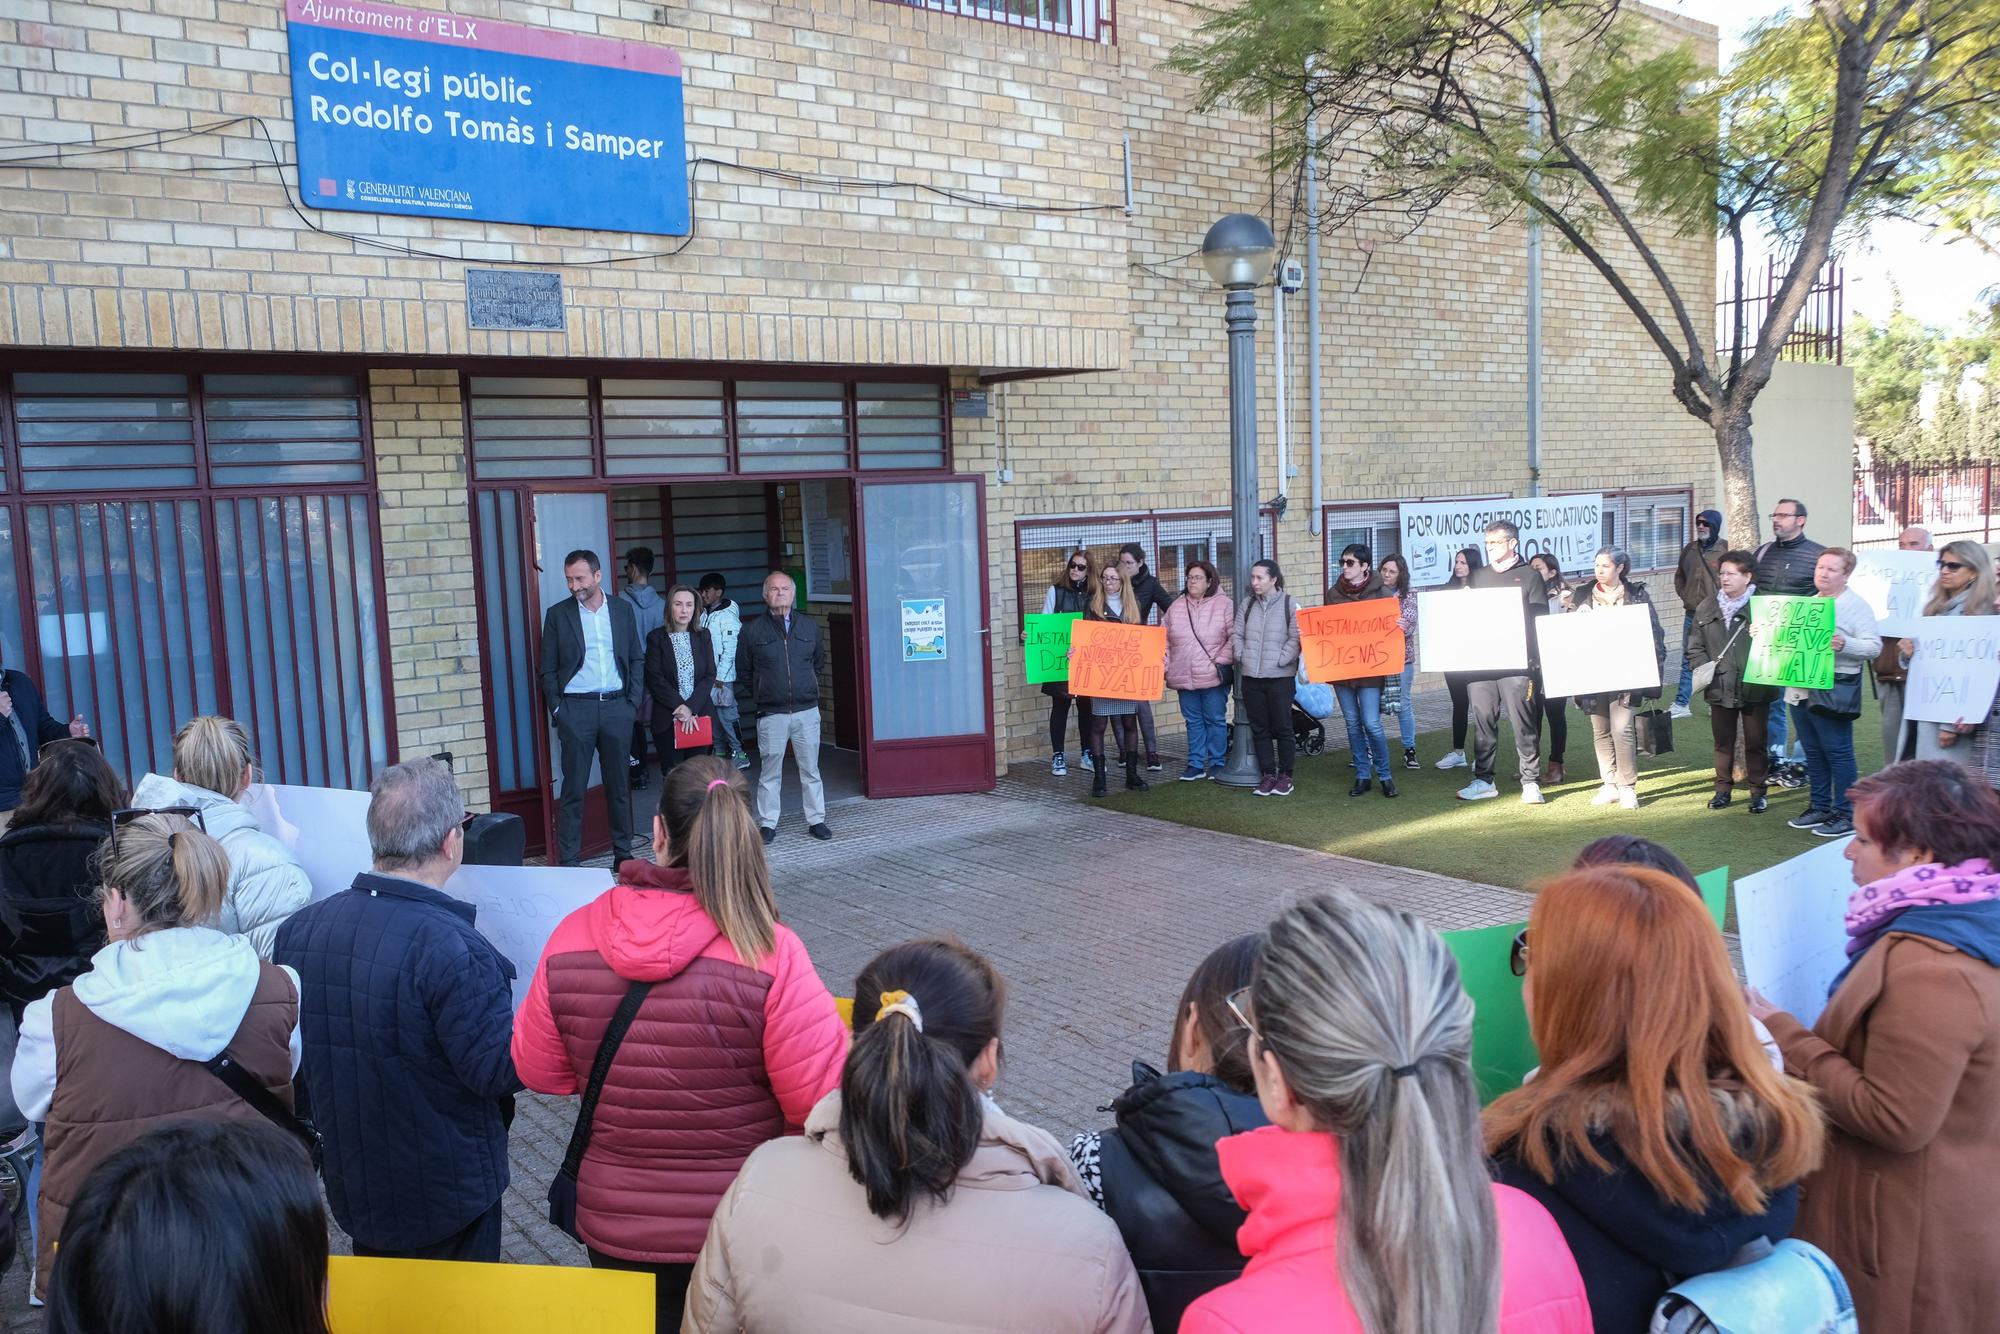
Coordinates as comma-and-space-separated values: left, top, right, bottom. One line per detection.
286, 0, 689, 236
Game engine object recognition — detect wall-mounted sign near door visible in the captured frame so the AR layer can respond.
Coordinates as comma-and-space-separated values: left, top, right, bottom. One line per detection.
286, 0, 689, 236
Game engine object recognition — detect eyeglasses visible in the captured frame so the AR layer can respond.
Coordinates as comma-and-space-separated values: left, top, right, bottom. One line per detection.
1938, 559, 1970, 572
109, 805, 205, 858
1509, 927, 1530, 978
1225, 985, 1256, 1037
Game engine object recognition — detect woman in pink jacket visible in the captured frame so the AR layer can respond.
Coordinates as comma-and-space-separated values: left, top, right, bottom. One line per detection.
1164, 558, 1235, 781
1182, 893, 1592, 1334
512, 756, 846, 1331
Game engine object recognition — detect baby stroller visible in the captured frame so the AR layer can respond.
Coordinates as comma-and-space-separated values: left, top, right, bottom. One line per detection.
1292, 669, 1335, 757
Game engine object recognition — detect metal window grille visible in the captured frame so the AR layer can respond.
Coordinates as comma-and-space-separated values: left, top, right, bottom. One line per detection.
1321, 506, 1401, 591
12, 372, 198, 491
882, 0, 1113, 43
1595, 488, 1692, 574
735, 381, 847, 474
202, 374, 366, 486
602, 379, 727, 477
1015, 508, 1275, 624
857, 383, 947, 470
467, 377, 593, 480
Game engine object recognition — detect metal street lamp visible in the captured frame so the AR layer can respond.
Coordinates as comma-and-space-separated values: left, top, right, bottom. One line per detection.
1202, 213, 1277, 788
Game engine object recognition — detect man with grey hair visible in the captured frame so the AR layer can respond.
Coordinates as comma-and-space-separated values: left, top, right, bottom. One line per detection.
275, 759, 521, 1262
736, 569, 831, 843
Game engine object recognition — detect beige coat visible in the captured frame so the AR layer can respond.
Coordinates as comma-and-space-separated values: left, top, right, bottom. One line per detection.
1766, 931, 2000, 1334
682, 1091, 1152, 1333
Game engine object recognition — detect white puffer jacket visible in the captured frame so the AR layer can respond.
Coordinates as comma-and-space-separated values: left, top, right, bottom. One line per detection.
128, 773, 311, 958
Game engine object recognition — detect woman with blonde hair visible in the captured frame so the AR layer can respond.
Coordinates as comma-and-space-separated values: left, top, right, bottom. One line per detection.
1080, 559, 1148, 797
1900, 540, 1998, 765
130, 716, 309, 955
1183, 892, 1590, 1334
1487, 865, 1824, 1331
11, 811, 302, 1300
512, 755, 847, 1330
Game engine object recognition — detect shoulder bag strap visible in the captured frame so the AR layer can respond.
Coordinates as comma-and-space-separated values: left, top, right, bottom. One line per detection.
203, 1052, 317, 1157
559, 979, 654, 1179
1182, 597, 1223, 666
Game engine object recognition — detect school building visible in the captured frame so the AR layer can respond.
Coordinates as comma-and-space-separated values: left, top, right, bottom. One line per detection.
0, 0, 1794, 854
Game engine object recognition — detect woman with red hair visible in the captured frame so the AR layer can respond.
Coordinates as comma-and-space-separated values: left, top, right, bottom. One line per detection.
1750, 759, 2000, 1333
1487, 865, 1824, 1332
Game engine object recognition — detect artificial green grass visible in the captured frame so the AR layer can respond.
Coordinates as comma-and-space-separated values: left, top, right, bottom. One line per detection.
1110, 692, 1887, 898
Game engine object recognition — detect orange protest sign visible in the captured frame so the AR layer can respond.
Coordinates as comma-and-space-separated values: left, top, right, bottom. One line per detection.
1066, 620, 1166, 701
1298, 598, 1406, 683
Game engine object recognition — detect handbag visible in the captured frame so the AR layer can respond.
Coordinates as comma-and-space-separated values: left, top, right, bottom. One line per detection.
1638, 708, 1675, 756
1807, 675, 1864, 720
1690, 618, 1746, 696
1183, 600, 1235, 692
202, 1053, 324, 1172
672, 714, 715, 749
547, 979, 653, 1241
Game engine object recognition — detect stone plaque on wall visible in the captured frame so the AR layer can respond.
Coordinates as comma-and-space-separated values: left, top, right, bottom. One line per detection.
466, 270, 565, 332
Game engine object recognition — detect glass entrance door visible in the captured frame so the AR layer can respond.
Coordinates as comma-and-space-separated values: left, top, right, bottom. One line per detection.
854, 476, 993, 796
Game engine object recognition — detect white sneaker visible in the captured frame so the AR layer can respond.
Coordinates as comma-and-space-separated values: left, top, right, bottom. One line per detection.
1436, 750, 1468, 770
1590, 783, 1621, 805
1520, 781, 1546, 805
1457, 778, 1498, 801
1618, 787, 1640, 810
1668, 703, 1693, 720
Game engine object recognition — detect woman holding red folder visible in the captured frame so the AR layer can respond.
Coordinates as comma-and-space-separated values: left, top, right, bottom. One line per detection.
645, 584, 717, 779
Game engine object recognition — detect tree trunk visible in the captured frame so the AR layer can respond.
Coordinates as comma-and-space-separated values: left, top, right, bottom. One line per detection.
1715, 407, 1760, 553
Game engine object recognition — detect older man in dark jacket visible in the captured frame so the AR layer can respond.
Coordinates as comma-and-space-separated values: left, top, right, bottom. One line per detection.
275, 759, 521, 1262
735, 571, 829, 844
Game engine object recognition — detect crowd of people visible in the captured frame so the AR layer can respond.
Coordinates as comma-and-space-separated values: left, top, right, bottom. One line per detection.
1042, 506, 2000, 837
0, 745, 1990, 1330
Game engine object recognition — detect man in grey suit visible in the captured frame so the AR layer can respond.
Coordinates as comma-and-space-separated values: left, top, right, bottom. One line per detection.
538, 549, 644, 865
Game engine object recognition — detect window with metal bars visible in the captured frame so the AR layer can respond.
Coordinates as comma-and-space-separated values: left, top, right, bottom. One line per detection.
1595, 488, 1693, 574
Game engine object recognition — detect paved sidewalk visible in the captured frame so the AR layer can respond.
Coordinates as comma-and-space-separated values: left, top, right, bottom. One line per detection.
2, 732, 1531, 1311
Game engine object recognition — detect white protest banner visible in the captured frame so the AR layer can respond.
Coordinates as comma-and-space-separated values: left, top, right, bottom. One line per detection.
1902, 618, 2000, 726
445, 863, 614, 1008
1399, 494, 1603, 587
1417, 588, 1528, 673
1850, 549, 1937, 638
1533, 604, 1661, 698
1736, 837, 1855, 1027
240, 783, 374, 903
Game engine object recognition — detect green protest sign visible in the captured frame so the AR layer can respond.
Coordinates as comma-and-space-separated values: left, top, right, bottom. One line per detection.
1696, 866, 1728, 930
1442, 920, 1537, 1105
1744, 595, 1835, 690
1023, 613, 1080, 685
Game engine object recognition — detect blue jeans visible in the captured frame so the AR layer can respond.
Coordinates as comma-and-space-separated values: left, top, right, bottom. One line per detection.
713, 690, 742, 756
1394, 658, 1418, 749
1674, 612, 1695, 707
1790, 700, 1858, 817
1177, 685, 1230, 769
1768, 698, 1799, 761
1336, 682, 1391, 779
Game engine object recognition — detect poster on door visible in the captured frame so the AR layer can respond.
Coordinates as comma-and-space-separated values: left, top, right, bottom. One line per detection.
901, 598, 946, 661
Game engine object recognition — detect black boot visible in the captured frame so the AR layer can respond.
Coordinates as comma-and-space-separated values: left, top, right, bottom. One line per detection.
1380, 777, 1399, 798
1091, 752, 1108, 798
1350, 778, 1371, 797
1124, 752, 1150, 791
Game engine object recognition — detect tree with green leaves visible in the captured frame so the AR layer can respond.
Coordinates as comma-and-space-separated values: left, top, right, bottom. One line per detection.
1171, 0, 2000, 541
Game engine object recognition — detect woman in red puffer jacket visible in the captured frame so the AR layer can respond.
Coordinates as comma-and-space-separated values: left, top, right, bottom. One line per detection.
512, 756, 846, 1331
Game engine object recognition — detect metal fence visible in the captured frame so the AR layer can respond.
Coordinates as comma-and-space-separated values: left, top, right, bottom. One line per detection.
1717, 258, 1844, 366
1854, 462, 2000, 548
882, 0, 1114, 42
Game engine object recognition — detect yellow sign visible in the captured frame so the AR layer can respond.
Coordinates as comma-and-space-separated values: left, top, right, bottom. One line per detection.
330, 1256, 652, 1333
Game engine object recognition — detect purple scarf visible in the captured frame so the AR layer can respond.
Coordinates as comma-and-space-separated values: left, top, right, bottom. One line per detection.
1846, 858, 2000, 955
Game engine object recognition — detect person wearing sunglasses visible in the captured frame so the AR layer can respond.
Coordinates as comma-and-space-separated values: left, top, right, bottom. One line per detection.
130, 717, 310, 958
1325, 544, 1396, 798
0, 645, 90, 829
1899, 540, 1999, 769
11, 810, 301, 1303
1489, 866, 1823, 1334
1183, 893, 1590, 1334
1038, 549, 1097, 778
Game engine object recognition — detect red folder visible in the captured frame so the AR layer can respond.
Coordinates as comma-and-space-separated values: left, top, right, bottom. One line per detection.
672, 715, 714, 750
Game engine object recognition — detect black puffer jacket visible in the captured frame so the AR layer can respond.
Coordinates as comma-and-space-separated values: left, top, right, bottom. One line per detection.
1095, 1063, 1269, 1333
1128, 567, 1176, 623
0, 819, 110, 1021
1567, 579, 1669, 710
1753, 533, 1826, 598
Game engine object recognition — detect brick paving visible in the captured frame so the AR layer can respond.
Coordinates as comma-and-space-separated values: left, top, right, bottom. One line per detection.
2, 692, 1535, 1315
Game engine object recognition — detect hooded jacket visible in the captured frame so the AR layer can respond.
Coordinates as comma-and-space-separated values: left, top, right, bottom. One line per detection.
510, 860, 847, 1263
684, 1089, 1152, 1333
1766, 904, 2000, 1334
1181, 1127, 1590, 1334
1092, 1064, 1268, 1333
1491, 1089, 1804, 1333
701, 597, 743, 686
1674, 510, 1725, 611
620, 581, 667, 643
0, 818, 110, 1020
11, 926, 301, 1296
129, 773, 310, 957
